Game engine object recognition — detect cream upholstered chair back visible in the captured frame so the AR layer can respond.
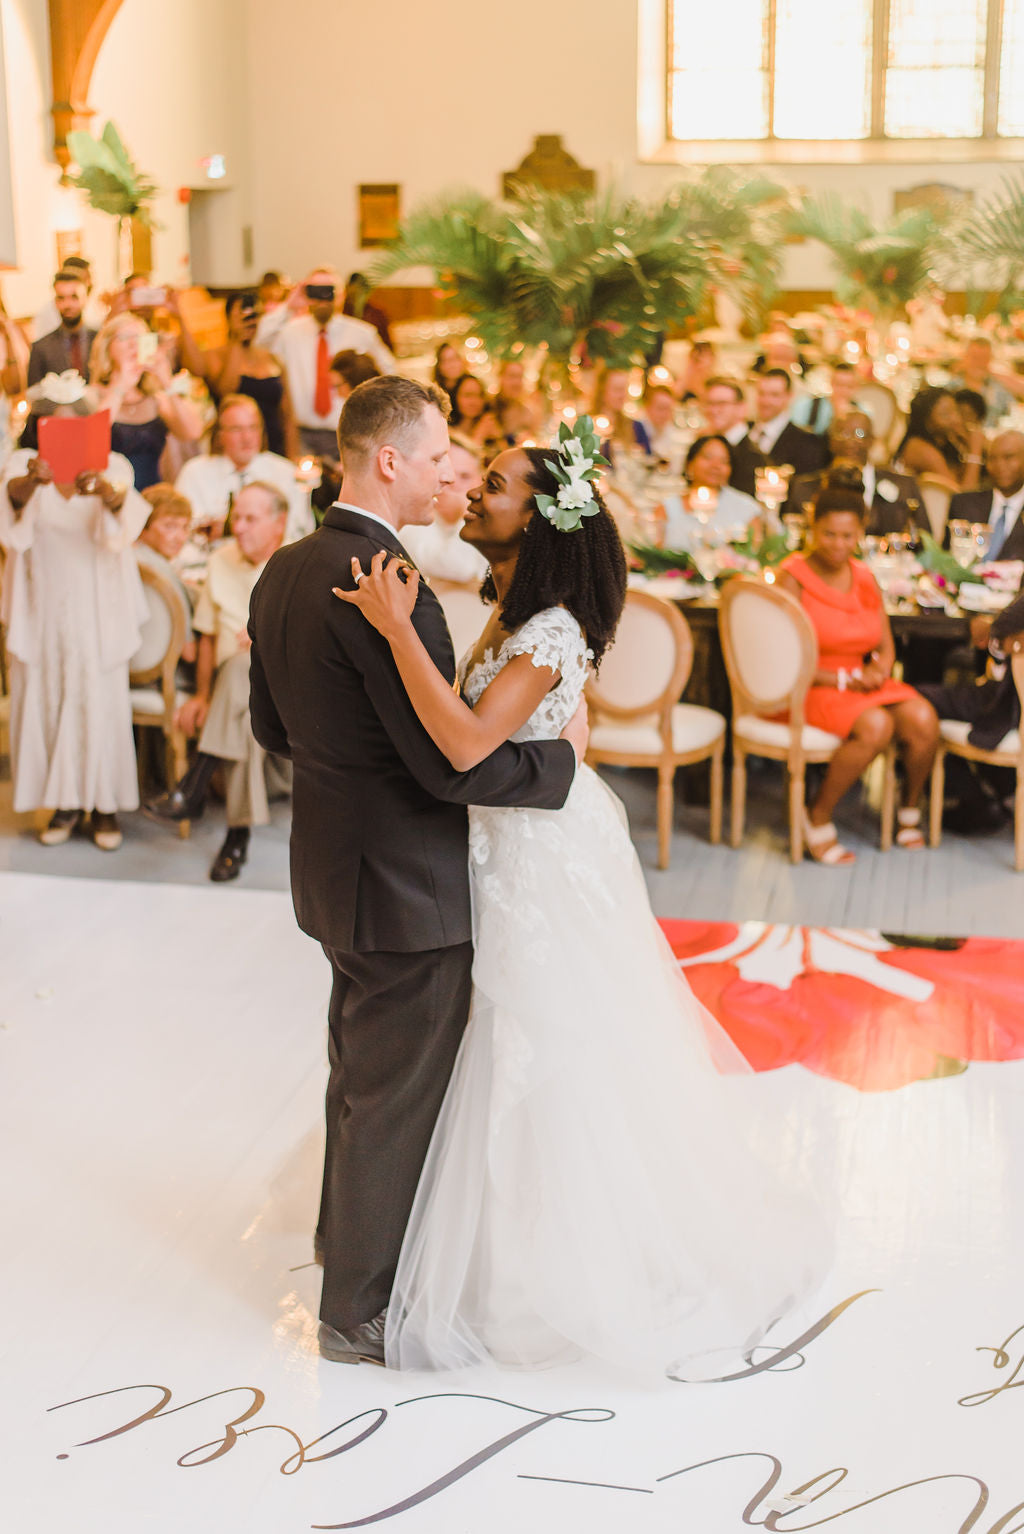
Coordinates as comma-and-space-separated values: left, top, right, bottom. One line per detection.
586, 589, 691, 722
129, 563, 186, 687
718, 575, 817, 723
917, 474, 954, 540
434, 581, 489, 665
857, 381, 901, 459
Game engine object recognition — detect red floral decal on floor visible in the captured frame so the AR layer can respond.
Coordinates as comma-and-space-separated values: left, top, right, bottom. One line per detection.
658, 920, 1024, 1092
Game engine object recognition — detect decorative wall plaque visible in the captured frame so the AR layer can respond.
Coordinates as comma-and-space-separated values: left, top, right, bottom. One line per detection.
358, 184, 401, 248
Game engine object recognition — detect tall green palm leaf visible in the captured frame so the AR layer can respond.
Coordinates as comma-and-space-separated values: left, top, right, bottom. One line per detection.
66, 121, 160, 227
950, 176, 1024, 318
789, 194, 948, 315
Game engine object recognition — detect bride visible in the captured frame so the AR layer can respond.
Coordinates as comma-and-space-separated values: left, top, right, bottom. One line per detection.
336, 421, 827, 1376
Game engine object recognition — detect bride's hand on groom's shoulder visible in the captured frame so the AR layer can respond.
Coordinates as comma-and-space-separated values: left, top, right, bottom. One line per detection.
560, 697, 589, 765
333, 551, 419, 641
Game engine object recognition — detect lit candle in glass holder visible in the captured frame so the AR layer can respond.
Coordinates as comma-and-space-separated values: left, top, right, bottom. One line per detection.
562, 405, 577, 425
595, 415, 611, 435
295, 455, 322, 489
13, 397, 28, 423
690, 483, 719, 521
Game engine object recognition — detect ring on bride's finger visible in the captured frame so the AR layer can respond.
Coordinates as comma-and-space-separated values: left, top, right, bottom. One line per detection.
353, 570, 366, 583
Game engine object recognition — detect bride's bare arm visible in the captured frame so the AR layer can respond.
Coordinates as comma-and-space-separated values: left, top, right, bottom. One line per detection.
334, 551, 560, 771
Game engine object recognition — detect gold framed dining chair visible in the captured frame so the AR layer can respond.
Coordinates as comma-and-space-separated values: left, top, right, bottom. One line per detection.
718, 575, 897, 862
129, 562, 191, 835
585, 589, 725, 869
917, 473, 956, 541
929, 643, 1024, 871
857, 381, 902, 460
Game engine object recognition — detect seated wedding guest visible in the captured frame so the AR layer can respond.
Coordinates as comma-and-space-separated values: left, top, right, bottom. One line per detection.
449, 372, 501, 449
785, 412, 927, 537
1, 377, 149, 850
946, 431, 1024, 561
776, 480, 940, 865
917, 584, 1024, 832
32, 254, 106, 338
256, 267, 395, 454
702, 375, 763, 496
947, 334, 1024, 427
640, 384, 688, 471
89, 313, 202, 490
896, 386, 984, 490
174, 290, 299, 459
752, 327, 809, 379
432, 341, 465, 399
257, 270, 288, 314
591, 364, 648, 459
491, 357, 541, 440
329, 349, 381, 400
342, 272, 393, 352
175, 394, 312, 543
144, 481, 292, 880
676, 339, 718, 403
791, 362, 861, 435
134, 485, 197, 665
663, 434, 759, 549
743, 369, 830, 478
399, 432, 489, 583
953, 387, 987, 433
27, 269, 98, 386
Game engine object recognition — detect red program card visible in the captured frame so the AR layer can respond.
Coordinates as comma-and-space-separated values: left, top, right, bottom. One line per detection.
37, 410, 111, 482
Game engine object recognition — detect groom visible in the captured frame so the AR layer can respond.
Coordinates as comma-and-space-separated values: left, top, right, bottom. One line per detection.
248, 376, 582, 1363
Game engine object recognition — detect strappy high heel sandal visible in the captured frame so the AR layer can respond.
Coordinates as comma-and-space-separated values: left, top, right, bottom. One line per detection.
895, 806, 926, 850
802, 808, 856, 866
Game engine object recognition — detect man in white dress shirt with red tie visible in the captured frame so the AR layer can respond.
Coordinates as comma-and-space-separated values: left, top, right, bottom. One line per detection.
258, 268, 396, 457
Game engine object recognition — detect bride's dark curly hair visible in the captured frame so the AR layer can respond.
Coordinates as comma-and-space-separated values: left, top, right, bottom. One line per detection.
480, 446, 627, 666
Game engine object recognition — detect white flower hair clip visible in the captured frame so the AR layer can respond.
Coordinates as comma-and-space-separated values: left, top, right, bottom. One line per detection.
534, 416, 610, 533
28, 369, 89, 405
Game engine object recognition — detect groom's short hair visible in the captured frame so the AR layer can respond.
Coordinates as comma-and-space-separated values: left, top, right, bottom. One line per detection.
338, 376, 451, 467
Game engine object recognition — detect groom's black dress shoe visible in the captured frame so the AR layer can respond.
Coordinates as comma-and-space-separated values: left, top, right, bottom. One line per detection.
210, 827, 250, 882
318, 1310, 387, 1365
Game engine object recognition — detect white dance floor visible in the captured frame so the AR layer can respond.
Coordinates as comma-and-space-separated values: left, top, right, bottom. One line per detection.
2, 870, 1022, 1533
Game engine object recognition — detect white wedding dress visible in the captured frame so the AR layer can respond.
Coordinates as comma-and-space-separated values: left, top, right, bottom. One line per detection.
385, 607, 828, 1376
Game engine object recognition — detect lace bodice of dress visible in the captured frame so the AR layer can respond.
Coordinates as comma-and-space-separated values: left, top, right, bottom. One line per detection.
459, 607, 592, 742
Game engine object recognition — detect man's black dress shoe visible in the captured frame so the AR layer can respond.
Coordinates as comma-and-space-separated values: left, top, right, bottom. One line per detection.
318, 1310, 387, 1365
144, 784, 203, 824
144, 752, 218, 824
210, 828, 250, 882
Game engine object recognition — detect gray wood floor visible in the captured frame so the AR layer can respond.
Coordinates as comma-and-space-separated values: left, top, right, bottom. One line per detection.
1, 758, 1020, 939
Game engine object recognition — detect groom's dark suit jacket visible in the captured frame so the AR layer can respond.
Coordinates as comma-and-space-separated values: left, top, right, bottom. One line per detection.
248, 503, 575, 954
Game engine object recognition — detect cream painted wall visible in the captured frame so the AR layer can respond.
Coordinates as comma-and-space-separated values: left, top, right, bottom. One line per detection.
0, 0, 253, 318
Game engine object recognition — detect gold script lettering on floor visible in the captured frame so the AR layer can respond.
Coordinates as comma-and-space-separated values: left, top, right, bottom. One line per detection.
1, 872, 1021, 1532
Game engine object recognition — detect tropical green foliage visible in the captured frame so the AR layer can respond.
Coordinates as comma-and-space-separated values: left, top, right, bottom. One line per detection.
368, 174, 788, 367
66, 122, 160, 226
915, 530, 985, 586
788, 195, 948, 314
950, 176, 1024, 320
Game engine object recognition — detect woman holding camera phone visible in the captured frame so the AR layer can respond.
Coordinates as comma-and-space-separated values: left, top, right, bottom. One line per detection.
173, 291, 300, 460
89, 314, 202, 490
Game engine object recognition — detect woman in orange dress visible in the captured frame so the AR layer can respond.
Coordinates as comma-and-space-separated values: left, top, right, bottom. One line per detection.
776, 480, 939, 865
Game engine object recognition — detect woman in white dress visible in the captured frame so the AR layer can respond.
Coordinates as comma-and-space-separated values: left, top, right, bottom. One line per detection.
337, 423, 826, 1377
1, 379, 149, 849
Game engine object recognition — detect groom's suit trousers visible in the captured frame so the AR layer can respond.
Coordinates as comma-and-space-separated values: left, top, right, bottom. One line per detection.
317, 939, 474, 1332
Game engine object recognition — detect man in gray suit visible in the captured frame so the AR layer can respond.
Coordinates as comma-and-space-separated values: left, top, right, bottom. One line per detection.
27, 270, 97, 386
